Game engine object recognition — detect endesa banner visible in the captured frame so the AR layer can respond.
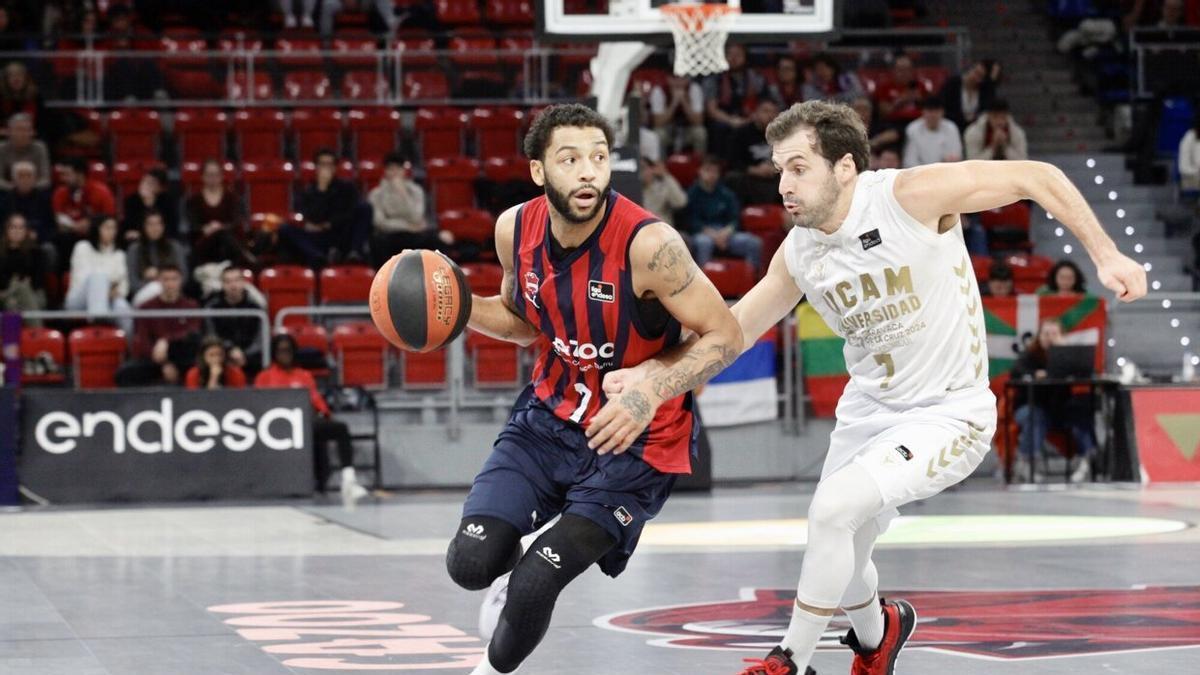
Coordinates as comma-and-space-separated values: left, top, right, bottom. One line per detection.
1127, 387, 1200, 483
20, 389, 314, 502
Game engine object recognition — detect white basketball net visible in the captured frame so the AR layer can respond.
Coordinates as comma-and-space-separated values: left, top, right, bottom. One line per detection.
661, 3, 740, 77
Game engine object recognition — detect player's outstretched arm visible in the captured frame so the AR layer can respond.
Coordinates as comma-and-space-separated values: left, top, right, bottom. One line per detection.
893, 160, 1147, 302
585, 222, 743, 455
602, 243, 803, 395
465, 206, 540, 347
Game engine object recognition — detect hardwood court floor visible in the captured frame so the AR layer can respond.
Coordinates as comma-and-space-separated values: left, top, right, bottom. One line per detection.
1, 483, 1198, 674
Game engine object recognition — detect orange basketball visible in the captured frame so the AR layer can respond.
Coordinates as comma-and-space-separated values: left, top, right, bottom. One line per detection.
369, 250, 472, 353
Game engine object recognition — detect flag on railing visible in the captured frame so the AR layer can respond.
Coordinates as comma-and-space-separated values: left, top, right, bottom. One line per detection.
795, 302, 848, 417
696, 331, 778, 427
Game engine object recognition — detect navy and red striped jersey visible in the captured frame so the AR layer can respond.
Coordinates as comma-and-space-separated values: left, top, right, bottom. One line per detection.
510, 189, 697, 474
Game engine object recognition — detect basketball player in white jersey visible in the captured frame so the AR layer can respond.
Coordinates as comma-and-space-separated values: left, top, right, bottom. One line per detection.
604, 100, 1147, 675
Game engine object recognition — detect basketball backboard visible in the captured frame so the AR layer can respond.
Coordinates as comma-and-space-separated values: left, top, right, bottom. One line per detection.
536, 0, 838, 41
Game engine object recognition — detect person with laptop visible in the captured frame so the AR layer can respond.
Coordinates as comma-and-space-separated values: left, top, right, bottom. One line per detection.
1010, 318, 1097, 483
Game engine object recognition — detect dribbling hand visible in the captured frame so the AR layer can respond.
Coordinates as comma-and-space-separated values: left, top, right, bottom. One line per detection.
1096, 251, 1147, 302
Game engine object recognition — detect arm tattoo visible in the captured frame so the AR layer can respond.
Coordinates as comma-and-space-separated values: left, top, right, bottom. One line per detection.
650, 343, 739, 401
647, 240, 698, 297
621, 389, 653, 423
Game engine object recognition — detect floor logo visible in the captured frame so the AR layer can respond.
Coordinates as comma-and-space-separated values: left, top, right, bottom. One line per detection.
595, 586, 1200, 660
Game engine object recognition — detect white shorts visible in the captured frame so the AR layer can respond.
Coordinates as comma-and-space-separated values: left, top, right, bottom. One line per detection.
820, 385, 997, 531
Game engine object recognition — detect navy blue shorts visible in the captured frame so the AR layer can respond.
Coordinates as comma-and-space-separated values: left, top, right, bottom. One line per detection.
463, 386, 678, 577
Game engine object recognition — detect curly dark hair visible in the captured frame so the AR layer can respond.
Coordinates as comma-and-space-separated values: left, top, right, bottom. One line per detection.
522, 103, 614, 161
1046, 259, 1087, 293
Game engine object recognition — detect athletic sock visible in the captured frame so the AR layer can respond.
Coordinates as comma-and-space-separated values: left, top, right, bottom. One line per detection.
780, 600, 835, 668
844, 595, 885, 651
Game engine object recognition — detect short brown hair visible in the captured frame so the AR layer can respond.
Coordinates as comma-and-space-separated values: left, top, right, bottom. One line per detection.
765, 101, 870, 173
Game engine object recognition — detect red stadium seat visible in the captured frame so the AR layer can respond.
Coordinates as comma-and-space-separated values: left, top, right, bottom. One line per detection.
20, 327, 66, 385
666, 153, 700, 188
461, 262, 503, 297
703, 260, 756, 298
342, 71, 389, 101
218, 32, 264, 54
319, 264, 375, 304
332, 322, 390, 389
291, 108, 343, 158
68, 326, 127, 389
916, 66, 950, 94
436, 0, 483, 25
979, 202, 1031, 231
159, 35, 208, 68
276, 38, 324, 68
415, 107, 467, 159
1006, 254, 1054, 294
396, 34, 437, 67
108, 110, 161, 163
260, 265, 316, 326
277, 324, 331, 376
111, 161, 161, 202
439, 208, 493, 244
449, 30, 497, 67
331, 36, 378, 69
347, 109, 401, 158
488, 0, 535, 26
426, 157, 481, 211
472, 107, 524, 157
856, 67, 892, 96
740, 205, 787, 237
402, 350, 447, 388
467, 330, 521, 388
227, 72, 273, 101
483, 155, 531, 183
357, 159, 384, 192
498, 36, 533, 65
174, 109, 229, 162
241, 160, 296, 216
233, 109, 287, 160
283, 71, 333, 101
971, 254, 993, 283
164, 69, 223, 99
403, 70, 451, 101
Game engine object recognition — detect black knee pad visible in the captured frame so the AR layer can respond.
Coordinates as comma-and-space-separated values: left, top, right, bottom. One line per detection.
445, 516, 521, 591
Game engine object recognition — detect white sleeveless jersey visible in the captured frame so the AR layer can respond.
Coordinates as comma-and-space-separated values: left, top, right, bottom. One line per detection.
783, 169, 994, 417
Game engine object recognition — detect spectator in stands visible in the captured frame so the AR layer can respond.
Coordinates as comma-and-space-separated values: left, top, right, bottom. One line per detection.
0, 213, 46, 313
686, 156, 762, 271
204, 265, 266, 378
942, 60, 999, 131
0, 7, 23, 53
873, 148, 901, 170
0, 160, 54, 246
641, 156, 688, 231
726, 98, 782, 205
368, 151, 443, 267
116, 264, 201, 387
983, 261, 1015, 297
703, 43, 769, 154
281, 148, 371, 267
767, 55, 805, 108
1010, 318, 1097, 483
1179, 111, 1200, 192
65, 216, 132, 334
128, 210, 188, 306
800, 52, 864, 103
965, 100, 1028, 161
850, 95, 901, 162
1043, 259, 1087, 295
122, 167, 177, 243
875, 53, 927, 124
185, 336, 247, 390
52, 156, 115, 267
102, 5, 164, 101
256, 333, 368, 505
902, 97, 963, 168
0, 62, 43, 132
0, 113, 49, 189
650, 74, 708, 155
186, 159, 256, 275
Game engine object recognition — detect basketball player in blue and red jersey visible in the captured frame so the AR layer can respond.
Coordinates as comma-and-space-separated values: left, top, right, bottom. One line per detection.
441, 103, 742, 675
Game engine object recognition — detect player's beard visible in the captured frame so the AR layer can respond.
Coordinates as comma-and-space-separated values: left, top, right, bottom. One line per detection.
544, 178, 609, 225
785, 172, 841, 231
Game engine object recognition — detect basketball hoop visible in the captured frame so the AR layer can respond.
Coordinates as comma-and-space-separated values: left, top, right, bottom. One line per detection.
660, 2, 740, 77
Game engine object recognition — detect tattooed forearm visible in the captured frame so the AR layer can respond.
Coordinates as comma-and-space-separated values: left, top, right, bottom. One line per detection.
649, 343, 739, 401
621, 389, 653, 423
647, 240, 698, 297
